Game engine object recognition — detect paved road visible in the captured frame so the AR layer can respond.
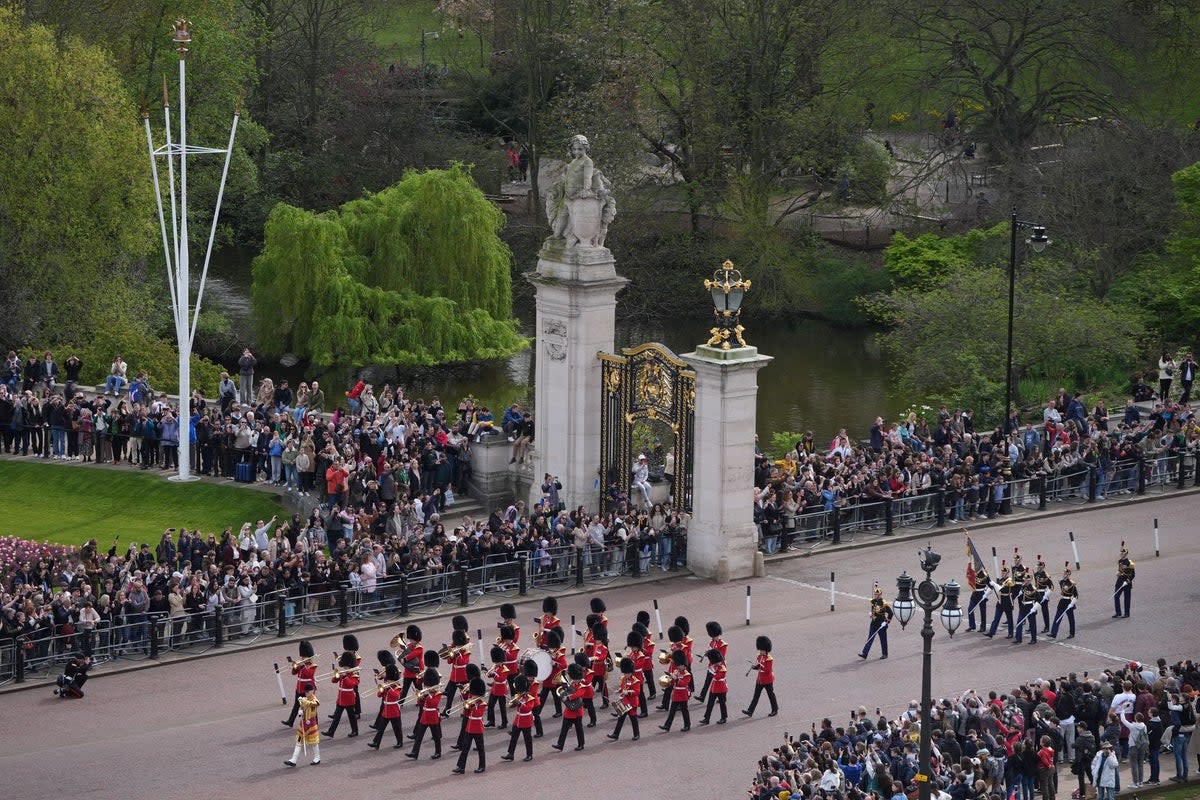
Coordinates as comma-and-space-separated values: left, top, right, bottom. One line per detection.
4, 496, 1197, 800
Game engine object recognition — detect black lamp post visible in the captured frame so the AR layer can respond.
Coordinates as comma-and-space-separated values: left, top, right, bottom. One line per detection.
703, 259, 751, 350
894, 547, 962, 800
1005, 209, 1051, 422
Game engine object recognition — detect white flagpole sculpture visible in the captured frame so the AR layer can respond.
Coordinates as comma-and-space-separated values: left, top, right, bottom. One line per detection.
143, 20, 241, 482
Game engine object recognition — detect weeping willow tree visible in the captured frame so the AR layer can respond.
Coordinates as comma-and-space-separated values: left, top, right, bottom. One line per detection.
251, 164, 526, 366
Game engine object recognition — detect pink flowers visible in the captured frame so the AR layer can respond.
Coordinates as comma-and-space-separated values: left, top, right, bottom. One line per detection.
0, 535, 78, 585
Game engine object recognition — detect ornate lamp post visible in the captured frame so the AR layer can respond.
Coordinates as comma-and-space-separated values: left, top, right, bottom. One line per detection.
1005, 210, 1050, 422
894, 547, 962, 800
703, 260, 751, 350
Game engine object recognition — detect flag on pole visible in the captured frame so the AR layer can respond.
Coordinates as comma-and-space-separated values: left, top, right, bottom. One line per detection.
965, 532, 985, 590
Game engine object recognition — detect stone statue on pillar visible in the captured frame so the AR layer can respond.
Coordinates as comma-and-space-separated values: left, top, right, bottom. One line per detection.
545, 134, 617, 250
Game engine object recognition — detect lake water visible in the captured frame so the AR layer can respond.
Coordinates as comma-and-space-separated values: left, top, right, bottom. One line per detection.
204, 250, 904, 444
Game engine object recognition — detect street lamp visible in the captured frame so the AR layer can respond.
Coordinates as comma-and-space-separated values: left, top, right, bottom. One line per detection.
894, 546, 961, 800
1005, 209, 1050, 426
703, 260, 751, 350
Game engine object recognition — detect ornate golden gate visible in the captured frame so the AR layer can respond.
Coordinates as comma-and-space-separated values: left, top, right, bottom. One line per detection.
598, 343, 695, 513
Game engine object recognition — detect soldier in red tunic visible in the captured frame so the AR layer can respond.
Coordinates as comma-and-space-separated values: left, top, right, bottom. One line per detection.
397, 624, 424, 702
587, 622, 610, 708
499, 624, 520, 693
452, 678, 487, 774
573, 652, 598, 727
443, 628, 471, 716
540, 627, 567, 718
660, 649, 692, 732
590, 597, 610, 632
485, 645, 510, 729
535, 596, 560, 648
695, 621, 727, 703
498, 602, 520, 644
405, 668, 444, 760
551, 663, 589, 752
606, 657, 641, 741
503, 674, 540, 761
742, 635, 778, 718
323, 651, 360, 737
285, 682, 321, 767
450, 669, 483, 752
634, 612, 656, 701
520, 659, 545, 738
368, 649, 399, 733
658, 625, 685, 710
282, 639, 317, 727
699, 648, 729, 725
342, 634, 362, 718
367, 663, 403, 749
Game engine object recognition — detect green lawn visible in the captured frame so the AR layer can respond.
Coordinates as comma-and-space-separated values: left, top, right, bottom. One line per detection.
0, 460, 283, 549
1133, 780, 1200, 800
369, 1, 488, 72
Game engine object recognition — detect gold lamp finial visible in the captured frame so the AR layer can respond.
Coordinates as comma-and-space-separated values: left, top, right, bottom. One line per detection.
703, 259, 751, 350
173, 19, 192, 58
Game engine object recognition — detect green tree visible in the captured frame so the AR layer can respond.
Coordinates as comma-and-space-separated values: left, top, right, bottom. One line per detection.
251, 164, 527, 366
0, 8, 155, 344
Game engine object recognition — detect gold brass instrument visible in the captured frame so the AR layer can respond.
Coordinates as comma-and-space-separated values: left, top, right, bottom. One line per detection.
438, 642, 469, 660
446, 695, 486, 716
658, 672, 674, 689
288, 655, 316, 670
375, 679, 403, 692
508, 691, 533, 708
656, 649, 671, 665
551, 671, 566, 686
399, 681, 445, 707
390, 632, 408, 652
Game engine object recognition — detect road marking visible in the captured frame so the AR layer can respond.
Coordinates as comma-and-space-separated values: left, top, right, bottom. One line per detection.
768, 575, 870, 601
1049, 638, 1138, 664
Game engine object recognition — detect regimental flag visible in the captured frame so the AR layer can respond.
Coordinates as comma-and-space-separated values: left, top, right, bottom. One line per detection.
965, 532, 986, 590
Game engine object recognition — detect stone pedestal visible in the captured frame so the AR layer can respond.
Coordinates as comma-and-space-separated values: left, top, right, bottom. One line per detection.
681, 344, 772, 581
526, 242, 628, 512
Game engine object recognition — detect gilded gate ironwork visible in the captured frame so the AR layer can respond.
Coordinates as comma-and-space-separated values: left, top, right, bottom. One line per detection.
598, 343, 695, 513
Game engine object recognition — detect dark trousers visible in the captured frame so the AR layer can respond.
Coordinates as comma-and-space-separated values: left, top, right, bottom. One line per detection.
284, 690, 304, 725
371, 717, 403, 747
611, 713, 640, 739
637, 686, 648, 717
370, 697, 391, 731
486, 694, 508, 727
663, 699, 690, 730
507, 726, 534, 758
456, 732, 484, 771
409, 721, 441, 757
987, 601, 1014, 637
967, 592, 989, 630
326, 704, 358, 736
539, 684, 561, 716
593, 674, 609, 704
399, 676, 418, 702
643, 668, 657, 698
443, 681, 461, 714
453, 717, 468, 750
1114, 579, 1132, 616
555, 716, 584, 749
1014, 604, 1038, 643
861, 620, 888, 657
697, 670, 713, 701
745, 683, 778, 715
703, 692, 728, 722
1040, 598, 1051, 630
1050, 600, 1076, 637
584, 698, 597, 726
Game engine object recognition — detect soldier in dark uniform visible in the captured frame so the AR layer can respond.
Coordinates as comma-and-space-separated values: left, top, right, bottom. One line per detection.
1033, 557, 1053, 630
1013, 573, 1039, 644
966, 563, 991, 632
858, 585, 893, 660
1113, 542, 1135, 618
985, 564, 1015, 638
1048, 563, 1078, 639
1010, 549, 1028, 584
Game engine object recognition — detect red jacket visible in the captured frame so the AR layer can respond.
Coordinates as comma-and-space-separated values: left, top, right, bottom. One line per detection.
549, 649, 568, 683
512, 692, 540, 729
618, 675, 640, 717
580, 665, 596, 699
709, 636, 729, 661
669, 667, 692, 703
709, 663, 728, 695
537, 615, 560, 646
291, 661, 317, 693
378, 684, 401, 719
489, 665, 510, 697
401, 643, 424, 678
502, 641, 520, 675
755, 653, 774, 686
589, 642, 609, 677
464, 698, 486, 735
418, 691, 443, 726
334, 673, 359, 707
562, 682, 588, 720
448, 649, 470, 684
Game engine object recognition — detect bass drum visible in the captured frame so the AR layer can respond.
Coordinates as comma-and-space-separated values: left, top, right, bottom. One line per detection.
518, 648, 553, 681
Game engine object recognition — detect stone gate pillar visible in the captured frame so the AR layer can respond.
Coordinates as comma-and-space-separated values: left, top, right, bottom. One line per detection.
526, 244, 627, 511
681, 345, 772, 581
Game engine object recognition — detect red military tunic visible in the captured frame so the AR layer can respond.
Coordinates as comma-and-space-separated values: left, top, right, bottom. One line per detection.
580, 664, 596, 699
464, 697, 486, 734
502, 621, 520, 644
333, 672, 359, 707
549, 648, 568, 685
709, 663, 728, 695
588, 642, 609, 680
502, 641, 520, 676
708, 636, 728, 661
618, 674, 640, 717
681, 635, 695, 665
401, 643, 424, 679
449, 649, 470, 684
291, 660, 317, 693
418, 691, 443, 725
489, 665, 510, 697
640, 634, 654, 663
378, 684, 402, 719
755, 653, 774, 686
537, 614, 560, 647
512, 693, 540, 729
562, 682, 588, 720
669, 667, 692, 703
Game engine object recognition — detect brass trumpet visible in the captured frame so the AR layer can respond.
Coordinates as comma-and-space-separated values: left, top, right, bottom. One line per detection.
656, 649, 672, 665
437, 642, 469, 660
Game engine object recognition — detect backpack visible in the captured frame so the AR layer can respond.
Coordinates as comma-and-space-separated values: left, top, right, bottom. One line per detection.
1181, 702, 1196, 727
1054, 690, 1075, 720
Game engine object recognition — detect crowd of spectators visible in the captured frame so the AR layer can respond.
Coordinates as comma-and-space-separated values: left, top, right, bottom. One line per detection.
752, 390, 1199, 554
747, 658, 1200, 800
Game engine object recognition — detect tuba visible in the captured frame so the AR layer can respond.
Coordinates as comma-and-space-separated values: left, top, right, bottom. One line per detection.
658, 672, 674, 689
656, 649, 671, 665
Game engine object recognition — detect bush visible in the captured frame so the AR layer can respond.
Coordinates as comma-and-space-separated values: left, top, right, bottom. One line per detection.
20, 319, 225, 396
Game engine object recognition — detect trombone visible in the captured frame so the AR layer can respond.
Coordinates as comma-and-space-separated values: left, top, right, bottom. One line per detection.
399, 681, 445, 707
446, 695, 486, 716
313, 665, 361, 681
437, 642, 470, 660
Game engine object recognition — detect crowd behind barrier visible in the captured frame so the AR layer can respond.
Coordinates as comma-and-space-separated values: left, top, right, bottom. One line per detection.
746, 658, 1200, 800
